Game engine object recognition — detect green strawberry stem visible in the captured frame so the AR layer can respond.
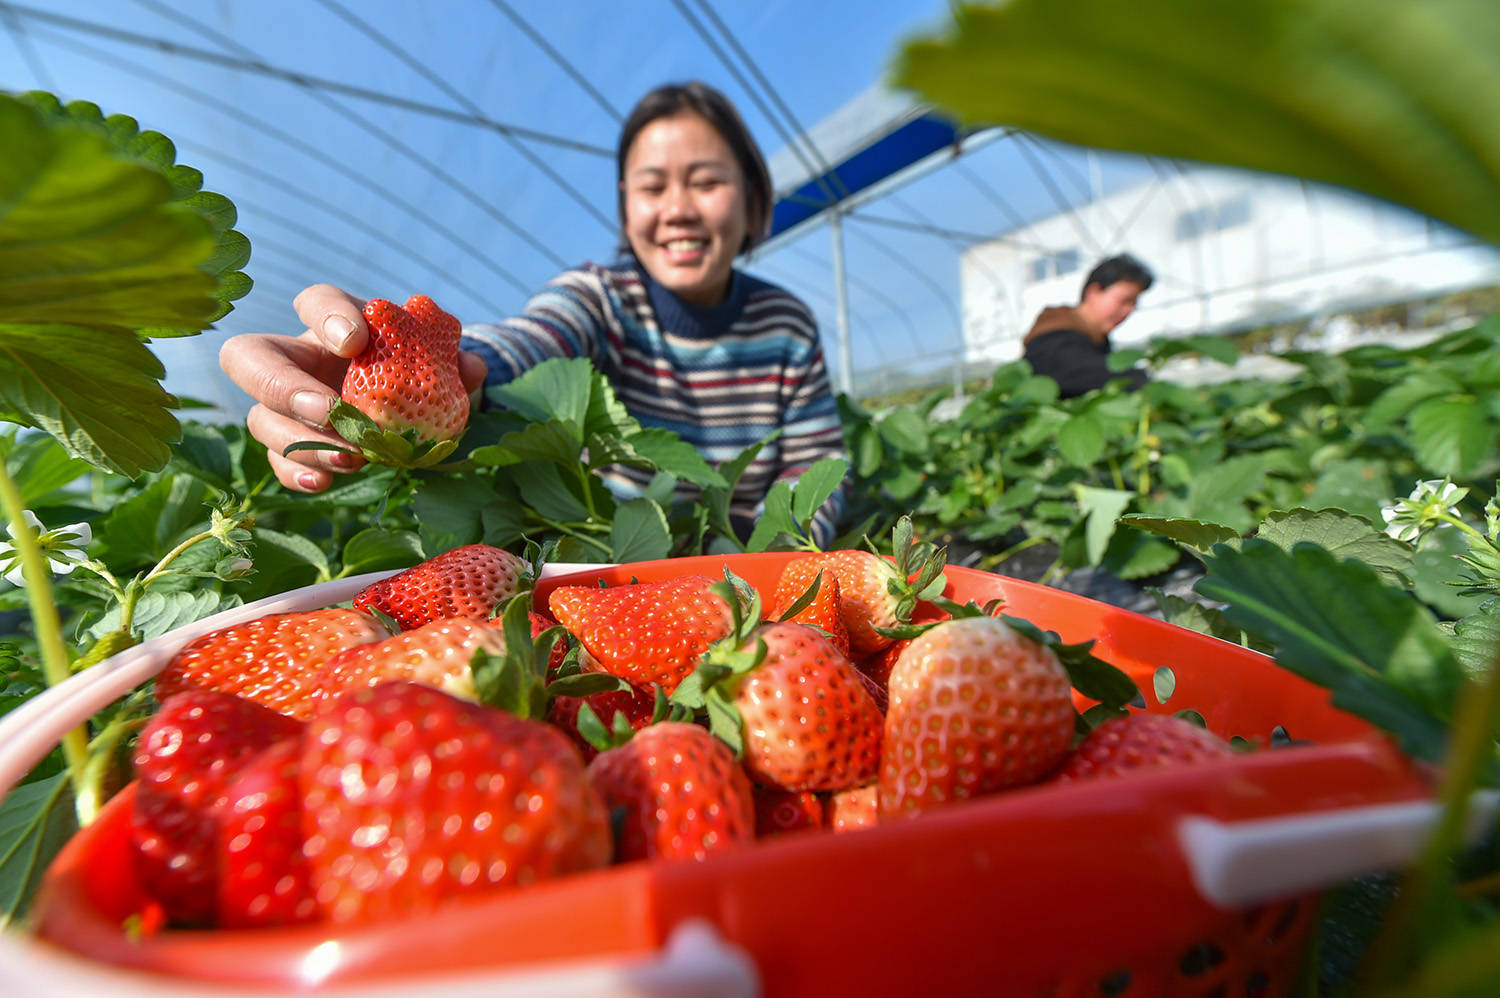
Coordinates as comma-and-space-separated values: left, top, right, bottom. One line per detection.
0, 460, 92, 821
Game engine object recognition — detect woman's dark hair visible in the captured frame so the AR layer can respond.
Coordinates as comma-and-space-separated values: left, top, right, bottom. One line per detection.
616, 81, 773, 254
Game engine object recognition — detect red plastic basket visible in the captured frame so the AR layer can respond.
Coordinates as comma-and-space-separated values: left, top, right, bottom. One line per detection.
24, 555, 1431, 996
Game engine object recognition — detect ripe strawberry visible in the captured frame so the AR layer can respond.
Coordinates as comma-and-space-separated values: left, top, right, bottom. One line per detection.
341, 295, 468, 442
548, 575, 732, 693
531, 609, 569, 676
753, 786, 825, 838
585, 721, 754, 863
131, 690, 304, 926
301, 681, 610, 924
767, 568, 849, 656
308, 616, 506, 708
352, 544, 528, 630
1053, 712, 1235, 783
217, 739, 315, 929
771, 519, 945, 657
155, 609, 389, 720
715, 622, 883, 792
826, 784, 878, 833
879, 616, 1075, 819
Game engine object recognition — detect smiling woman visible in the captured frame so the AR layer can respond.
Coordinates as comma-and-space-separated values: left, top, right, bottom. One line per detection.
219, 80, 849, 548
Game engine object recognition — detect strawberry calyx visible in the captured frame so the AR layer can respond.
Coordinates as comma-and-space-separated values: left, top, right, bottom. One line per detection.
572, 687, 689, 754
862, 515, 948, 626
284, 400, 464, 472
668, 570, 770, 756
472, 592, 629, 720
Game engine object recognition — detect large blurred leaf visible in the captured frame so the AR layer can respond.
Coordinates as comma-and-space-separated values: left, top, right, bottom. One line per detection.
1407, 397, 1497, 479
1197, 539, 1462, 764
0, 772, 76, 929
1251, 508, 1414, 587
896, 0, 1500, 246
0, 93, 252, 476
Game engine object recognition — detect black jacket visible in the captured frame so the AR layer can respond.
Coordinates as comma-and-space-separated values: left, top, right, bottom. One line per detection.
1023, 309, 1147, 399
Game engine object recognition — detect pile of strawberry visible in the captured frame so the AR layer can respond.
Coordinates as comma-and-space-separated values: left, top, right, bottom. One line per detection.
124, 531, 1235, 932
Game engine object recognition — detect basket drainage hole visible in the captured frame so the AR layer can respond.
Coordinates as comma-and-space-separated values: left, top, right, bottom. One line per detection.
1179, 941, 1226, 977
1098, 969, 1132, 995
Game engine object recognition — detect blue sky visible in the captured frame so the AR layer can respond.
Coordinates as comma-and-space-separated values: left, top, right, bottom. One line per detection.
1, 0, 1145, 416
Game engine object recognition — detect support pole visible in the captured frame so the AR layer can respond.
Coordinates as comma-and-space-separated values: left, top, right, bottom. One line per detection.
829, 207, 854, 395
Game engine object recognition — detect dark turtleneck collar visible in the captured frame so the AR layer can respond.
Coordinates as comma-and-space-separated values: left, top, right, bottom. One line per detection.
633, 255, 749, 341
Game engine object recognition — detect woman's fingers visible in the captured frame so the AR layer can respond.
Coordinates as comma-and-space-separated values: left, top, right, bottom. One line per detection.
247, 403, 365, 491
293, 284, 370, 357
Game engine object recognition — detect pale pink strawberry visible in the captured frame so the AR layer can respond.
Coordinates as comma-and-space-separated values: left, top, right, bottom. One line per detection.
880, 616, 1075, 818
306, 616, 505, 708
826, 784, 879, 833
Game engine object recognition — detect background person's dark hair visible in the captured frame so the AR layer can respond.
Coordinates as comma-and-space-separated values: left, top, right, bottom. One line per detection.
1081, 254, 1154, 297
616, 81, 774, 256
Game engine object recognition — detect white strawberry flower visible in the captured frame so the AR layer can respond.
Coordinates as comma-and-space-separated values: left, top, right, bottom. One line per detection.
0, 510, 94, 586
1380, 479, 1469, 543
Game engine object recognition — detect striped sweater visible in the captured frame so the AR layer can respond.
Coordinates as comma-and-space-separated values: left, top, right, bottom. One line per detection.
461, 257, 849, 547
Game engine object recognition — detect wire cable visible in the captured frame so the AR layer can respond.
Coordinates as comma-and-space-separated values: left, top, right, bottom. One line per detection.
483, 0, 622, 123
1, 4, 54, 90
25, 21, 538, 299
135, 0, 572, 271
312, 0, 615, 235
0, 0, 612, 157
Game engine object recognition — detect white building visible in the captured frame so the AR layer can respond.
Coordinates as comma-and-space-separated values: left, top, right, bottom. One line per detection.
960, 165, 1500, 363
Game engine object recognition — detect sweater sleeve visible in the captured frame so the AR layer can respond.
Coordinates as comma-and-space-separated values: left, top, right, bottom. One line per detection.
460, 267, 612, 389
771, 313, 850, 548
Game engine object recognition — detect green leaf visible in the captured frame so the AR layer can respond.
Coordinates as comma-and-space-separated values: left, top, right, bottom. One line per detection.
745, 480, 797, 552
1100, 529, 1180, 580
1450, 601, 1500, 679
1411, 524, 1479, 619
1251, 508, 1414, 587
1002, 615, 1140, 709
168, 422, 234, 492
895, 0, 1500, 246
0, 326, 184, 477
1197, 539, 1462, 763
469, 420, 583, 468
1120, 514, 1239, 552
790, 458, 849, 527
1073, 485, 1132, 566
1407, 397, 1497, 479
252, 527, 331, 581
341, 528, 424, 576
0, 772, 77, 928
609, 498, 672, 563
1057, 412, 1106, 467
1303, 459, 1395, 525
515, 463, 590, 522
4, 433, 92, 503
492, 356, 593, 429
1363, 370, 1463, 430
878, 408, 930, 452
87, 589, 235, 642
411, 475, 499, 553
610, 428, 726, 489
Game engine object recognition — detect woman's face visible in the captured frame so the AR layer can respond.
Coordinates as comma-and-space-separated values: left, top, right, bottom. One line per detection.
622, 111, 750, 306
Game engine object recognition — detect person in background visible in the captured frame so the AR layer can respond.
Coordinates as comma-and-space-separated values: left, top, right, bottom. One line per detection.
1023, 253, 1153, 399
219, 81, 848, 547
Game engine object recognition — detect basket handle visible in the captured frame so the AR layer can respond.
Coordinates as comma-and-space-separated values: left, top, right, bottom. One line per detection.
0, 918, 757, 997
1178, 790, 1500, 907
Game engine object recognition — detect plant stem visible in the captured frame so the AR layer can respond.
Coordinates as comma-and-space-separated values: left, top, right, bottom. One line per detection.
979, 533, 1049, 572
0, 461, 92, 819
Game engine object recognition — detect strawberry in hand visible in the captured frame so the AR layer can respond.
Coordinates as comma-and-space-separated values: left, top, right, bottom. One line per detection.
289, 294, 470, 471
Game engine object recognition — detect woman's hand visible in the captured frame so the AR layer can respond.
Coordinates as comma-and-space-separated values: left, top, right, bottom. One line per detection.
219, 284, 487, 491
